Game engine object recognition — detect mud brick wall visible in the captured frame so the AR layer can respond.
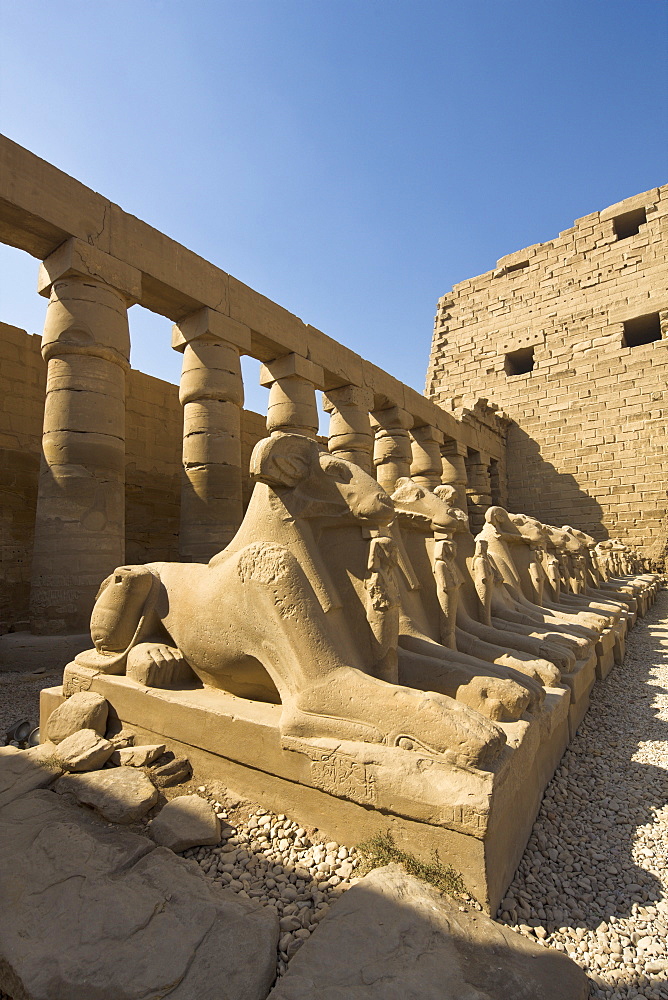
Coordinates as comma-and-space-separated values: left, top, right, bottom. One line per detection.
0, 324, 268, 630
426, 187, 668, 560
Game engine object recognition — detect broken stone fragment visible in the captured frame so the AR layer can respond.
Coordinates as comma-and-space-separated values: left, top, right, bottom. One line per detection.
149, 794, 221, 852
55, 729, 114, 772
107, 728, 136, 750
110, 744, 166, 767
55, 767, 159, 823
45, 692, 108, 744
149, 755, 192, 787
267, 863, 589, 1000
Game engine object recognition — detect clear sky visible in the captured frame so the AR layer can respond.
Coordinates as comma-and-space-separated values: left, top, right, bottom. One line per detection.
1, 0, 666, 416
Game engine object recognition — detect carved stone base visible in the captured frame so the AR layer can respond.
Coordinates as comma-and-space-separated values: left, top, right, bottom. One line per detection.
595, 627, 617, 680
559, 651, 597, 740
41, 663, 570, 914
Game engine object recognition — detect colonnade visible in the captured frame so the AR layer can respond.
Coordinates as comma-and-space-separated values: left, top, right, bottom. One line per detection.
27, 238, 499, 633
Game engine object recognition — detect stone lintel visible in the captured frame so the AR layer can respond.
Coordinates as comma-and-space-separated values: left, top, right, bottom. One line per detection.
38, 237, 142, 303
259, 353, 325, 389
172, 307, 251, 353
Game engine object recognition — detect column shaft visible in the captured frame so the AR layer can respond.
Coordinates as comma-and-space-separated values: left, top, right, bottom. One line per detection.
30, 268, 134, 633
173, 309, 249, 562
440, 439, 469, 511
371, 405, 413, 493
260, 354, 324, 438
323, 384, 374, 473
410, 424, 445, 491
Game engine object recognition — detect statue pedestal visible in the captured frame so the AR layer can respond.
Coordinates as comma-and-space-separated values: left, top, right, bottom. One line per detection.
559, 651, 597, 740
41, 663, 570, 915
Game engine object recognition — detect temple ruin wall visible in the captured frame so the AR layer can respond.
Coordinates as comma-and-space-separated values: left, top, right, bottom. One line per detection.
426, 186, 668, 559
0, 321, 267, 631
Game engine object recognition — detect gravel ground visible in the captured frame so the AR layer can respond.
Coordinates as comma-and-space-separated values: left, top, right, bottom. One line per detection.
1, 585, 666, 995
498, 587, 668, 1000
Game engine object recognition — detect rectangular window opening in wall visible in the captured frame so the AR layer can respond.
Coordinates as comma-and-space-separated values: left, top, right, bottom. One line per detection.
505, 260, 530, 274
622, 312, 662, 348
613, 207, 647, 240
504, 346, 535, 376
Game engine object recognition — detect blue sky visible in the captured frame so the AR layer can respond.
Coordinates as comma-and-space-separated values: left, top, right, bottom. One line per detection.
1, 0, 666, 416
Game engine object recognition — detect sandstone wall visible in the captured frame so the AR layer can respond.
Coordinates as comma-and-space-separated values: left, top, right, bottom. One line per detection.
426, 186, 668, 559
0, 324, 268, 630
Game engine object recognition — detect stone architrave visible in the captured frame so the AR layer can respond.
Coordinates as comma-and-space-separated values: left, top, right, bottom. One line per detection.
173, 308, 251, 561
410, 423, 445, 491
260, 353, 325, 438
323, 384, 375, 473
29, 239, 141, 633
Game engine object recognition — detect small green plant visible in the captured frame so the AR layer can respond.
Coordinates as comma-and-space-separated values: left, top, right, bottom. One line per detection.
355, 831, 468, 899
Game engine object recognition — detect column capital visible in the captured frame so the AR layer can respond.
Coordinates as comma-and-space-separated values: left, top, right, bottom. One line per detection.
259, 353, 325, 390
411, 423, 445, 447
172, 307, 251, 353
322, 383, 374, 413
38, 238, 142, 304
441, 437, 468, 458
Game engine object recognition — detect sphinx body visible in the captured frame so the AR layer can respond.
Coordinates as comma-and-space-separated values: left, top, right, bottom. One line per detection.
80, 432, 506, 769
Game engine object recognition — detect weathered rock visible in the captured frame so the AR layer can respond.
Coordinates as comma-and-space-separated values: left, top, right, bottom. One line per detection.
45, 691, 108, 744
149, 794, 221, 852
110, 743, 165, 767
0, 744, 63, 808
150, 754, 192, 787
55, 766, 159, 823
108, 728, 135, 749
267, 864, 589, 1000
55, 729, 114, 772
0, 789, 279, 1000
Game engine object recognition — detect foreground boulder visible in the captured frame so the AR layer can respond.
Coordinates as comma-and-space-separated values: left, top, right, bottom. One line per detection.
55, 729, 114, 772
267, 864, 589, 1000
55, 766, 159, 822
149, 794, 221, 852
0, 789, 279, 1000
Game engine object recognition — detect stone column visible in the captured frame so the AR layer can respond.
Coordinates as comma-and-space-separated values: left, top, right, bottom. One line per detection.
370, 405, 413, 493
410, 424, 445, 491
323, 384, 374, 473
30, 239, 141, 634
440, 438, 469, 511
259, 354, 324, 437
172, 308, 250, 562
465, 450, 493, 534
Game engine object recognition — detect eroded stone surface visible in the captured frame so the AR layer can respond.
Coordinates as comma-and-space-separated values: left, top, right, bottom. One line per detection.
0, 743, 63, 808
55, 728, 114, 772
0, 788, 279, 1000
267, 864, 589, 1000
44, 691, 108, 744
149, 793, 221, 852
55, 766, 159, 823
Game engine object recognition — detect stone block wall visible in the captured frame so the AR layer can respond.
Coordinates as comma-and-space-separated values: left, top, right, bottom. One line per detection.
0, 324, 268, 631
0, 323, 46, 630
426, 186, 668, 560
